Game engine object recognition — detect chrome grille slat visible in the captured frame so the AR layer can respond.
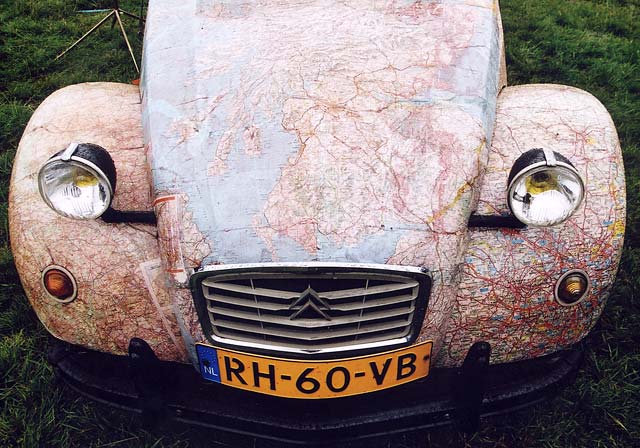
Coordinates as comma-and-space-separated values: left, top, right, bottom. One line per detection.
316, 282, 419, 299
214, 329, 409, 351
204, 280, 418, 300
196, 266, 428, 355
204, 291, 416, 312
210, 316, 411, 341
202, 280, 297, 299
205, 293, 290, 311
206, 303, 415, 328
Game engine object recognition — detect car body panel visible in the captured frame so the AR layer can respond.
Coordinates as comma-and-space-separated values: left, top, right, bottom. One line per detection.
10, 82, 624, 366
142, 0, 503, 268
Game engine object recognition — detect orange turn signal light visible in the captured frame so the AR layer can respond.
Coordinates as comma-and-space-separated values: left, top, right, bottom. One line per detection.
555, 270, 589, 306
42, 266, 77, 303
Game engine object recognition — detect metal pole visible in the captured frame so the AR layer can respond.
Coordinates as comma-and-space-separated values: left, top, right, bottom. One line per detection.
114, 10, 140, 73
55, 10, 116, 60
119, 9, 144, 21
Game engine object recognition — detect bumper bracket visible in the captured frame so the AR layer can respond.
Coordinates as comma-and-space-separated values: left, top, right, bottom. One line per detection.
129, 338, 170, 426
454, 341, 491, 433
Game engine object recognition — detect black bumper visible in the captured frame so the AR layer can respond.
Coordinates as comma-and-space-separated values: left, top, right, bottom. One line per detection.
48, 339, 583, 446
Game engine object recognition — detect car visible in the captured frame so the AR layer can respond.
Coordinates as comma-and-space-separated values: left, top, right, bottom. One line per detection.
9, 0, 625, 444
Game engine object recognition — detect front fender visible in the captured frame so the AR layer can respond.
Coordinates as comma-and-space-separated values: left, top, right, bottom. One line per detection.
439, 84, 625, 365
9, 83, 189, 362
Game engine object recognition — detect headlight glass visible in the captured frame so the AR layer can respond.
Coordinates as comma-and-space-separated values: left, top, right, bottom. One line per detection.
507, 150, 584, 227
38, 143, 115, 219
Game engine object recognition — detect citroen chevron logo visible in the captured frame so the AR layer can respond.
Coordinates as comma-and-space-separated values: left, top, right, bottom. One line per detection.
289, 286, 332, 321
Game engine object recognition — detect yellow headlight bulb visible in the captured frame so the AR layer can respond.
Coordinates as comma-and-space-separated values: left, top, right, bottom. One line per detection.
73, 170, 99, 188
525, 171, 559, 195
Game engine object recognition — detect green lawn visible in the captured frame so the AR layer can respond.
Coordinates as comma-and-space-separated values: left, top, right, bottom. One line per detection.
1, 1, 639, 447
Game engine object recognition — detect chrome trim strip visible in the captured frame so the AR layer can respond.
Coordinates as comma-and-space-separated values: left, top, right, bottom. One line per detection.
61, 142, 79, 161
206, 333, 412, 355
542, 147, 557, 166
197, 262, 428, 275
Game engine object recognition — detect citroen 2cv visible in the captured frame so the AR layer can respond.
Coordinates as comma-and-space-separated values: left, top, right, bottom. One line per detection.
9, 0, 625, 444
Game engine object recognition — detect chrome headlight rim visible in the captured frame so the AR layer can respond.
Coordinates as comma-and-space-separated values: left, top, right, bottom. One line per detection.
38, 142, 117, 220
507, 148, 585, 227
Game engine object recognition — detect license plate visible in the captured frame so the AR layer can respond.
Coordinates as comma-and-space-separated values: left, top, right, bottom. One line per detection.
195, 341, 432, 399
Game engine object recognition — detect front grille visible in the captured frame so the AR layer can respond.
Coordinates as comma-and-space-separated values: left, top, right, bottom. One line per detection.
193, 265, 430, 355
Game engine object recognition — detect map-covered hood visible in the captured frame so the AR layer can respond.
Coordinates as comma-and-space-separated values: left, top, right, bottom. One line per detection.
142, 0, 503, 270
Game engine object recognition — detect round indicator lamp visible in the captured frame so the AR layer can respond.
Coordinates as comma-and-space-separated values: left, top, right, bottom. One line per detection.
42, 266, 77, 303
555, 270, 590, 306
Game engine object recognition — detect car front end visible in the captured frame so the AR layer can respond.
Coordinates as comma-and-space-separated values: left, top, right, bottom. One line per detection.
9, 0, 625, 444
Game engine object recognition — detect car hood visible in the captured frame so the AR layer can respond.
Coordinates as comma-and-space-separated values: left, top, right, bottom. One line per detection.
142, 0, 503, 270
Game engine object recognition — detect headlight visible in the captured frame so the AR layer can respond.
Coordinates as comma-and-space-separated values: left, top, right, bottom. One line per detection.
507, 148, 584, 227
38, 143, 116, 219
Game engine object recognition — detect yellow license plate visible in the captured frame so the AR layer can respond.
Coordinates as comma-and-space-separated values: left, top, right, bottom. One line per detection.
195, 341, 432, 399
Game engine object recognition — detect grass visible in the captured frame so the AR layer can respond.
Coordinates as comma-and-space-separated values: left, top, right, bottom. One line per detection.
1, 0, 639, 447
